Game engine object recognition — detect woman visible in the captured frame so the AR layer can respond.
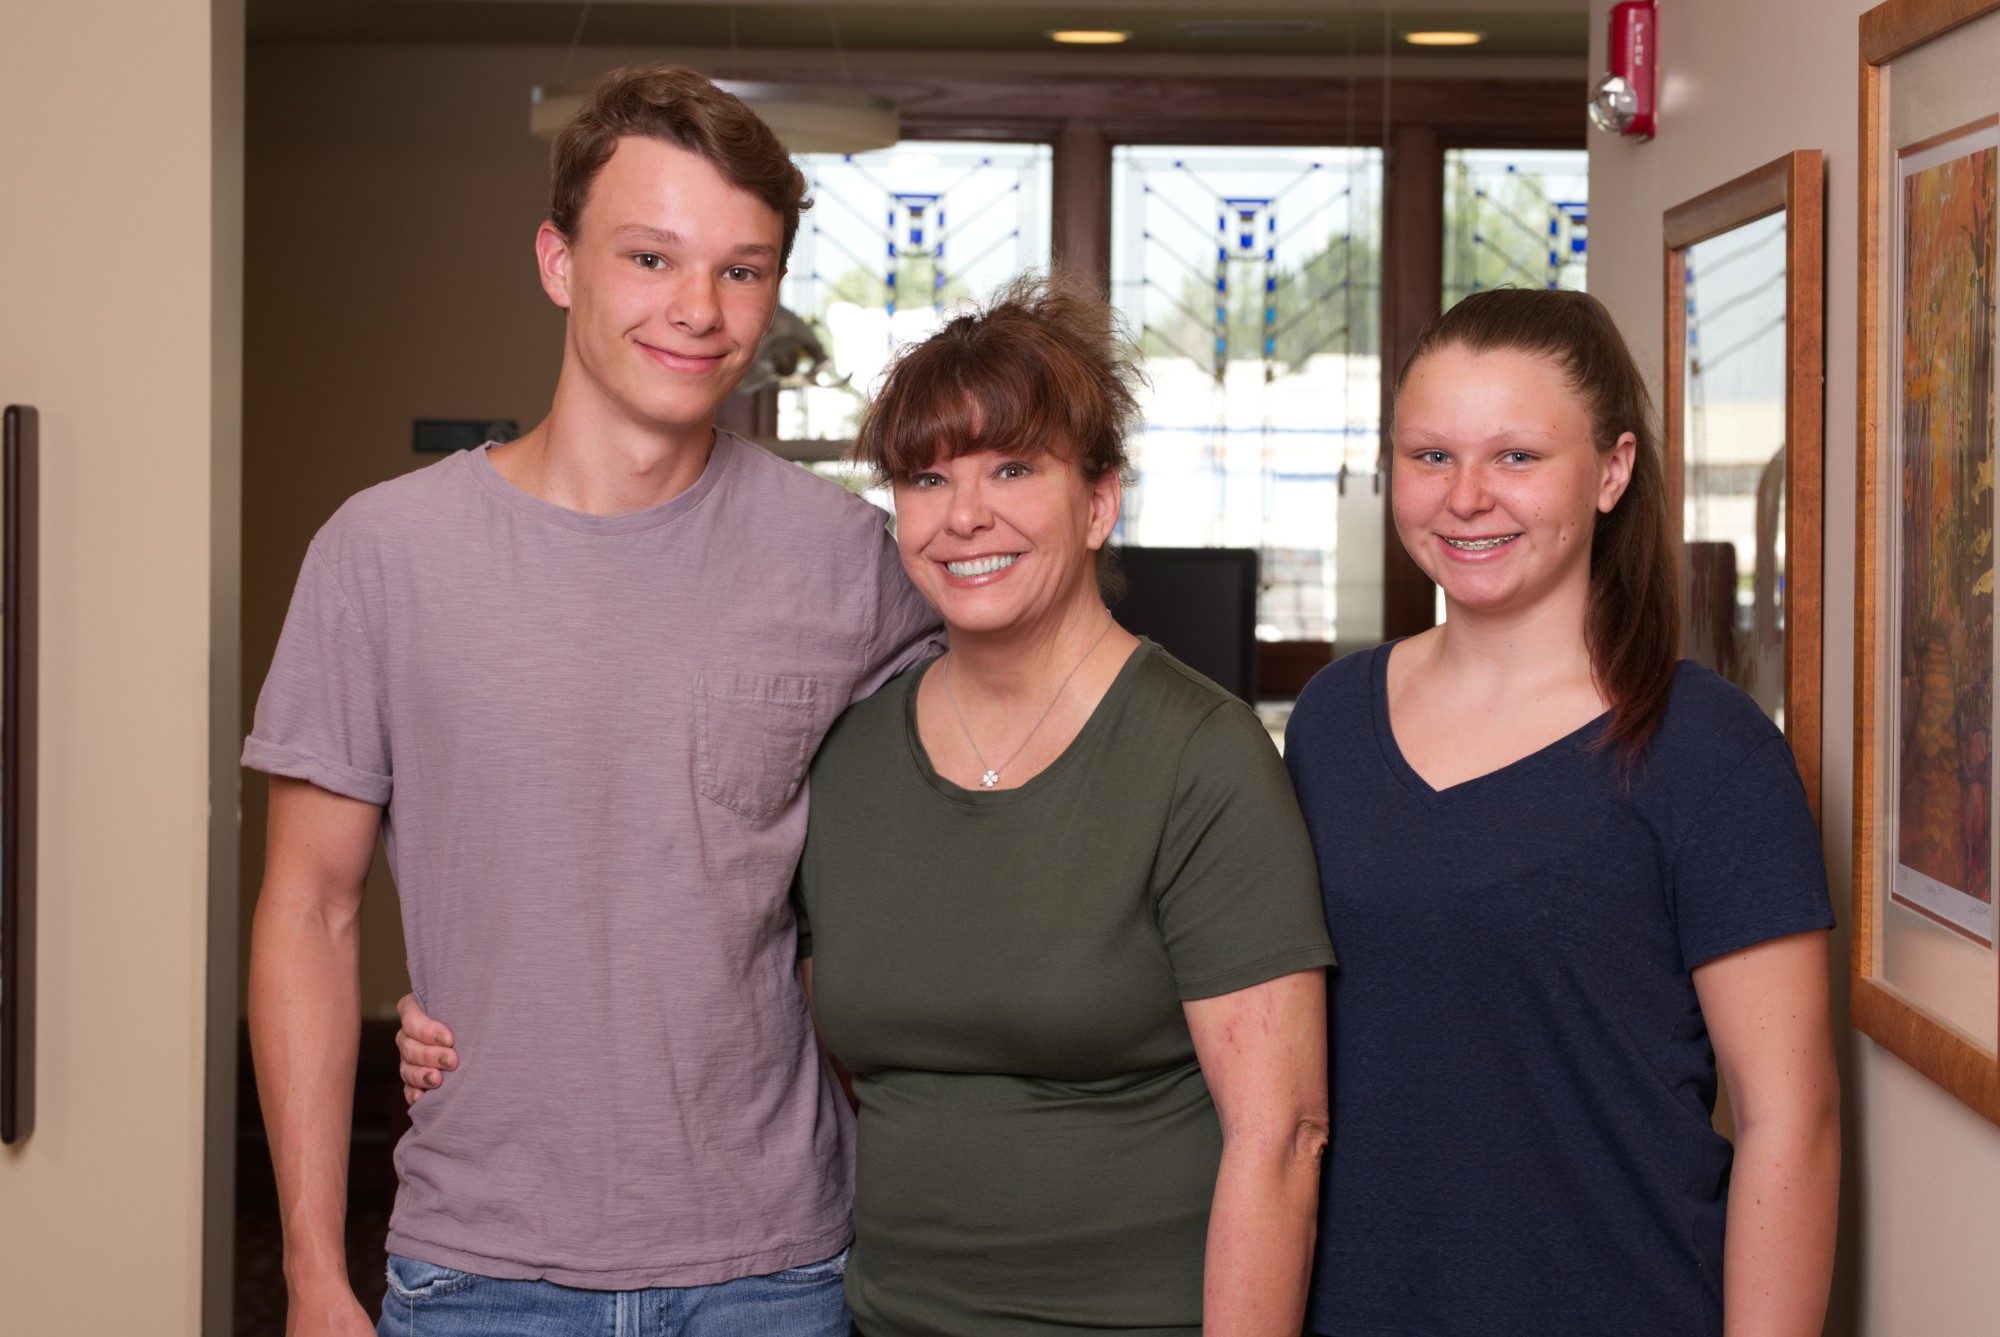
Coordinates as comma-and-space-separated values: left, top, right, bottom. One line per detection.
1285, 288, 1839, 1336
399, 276, 1336, 1335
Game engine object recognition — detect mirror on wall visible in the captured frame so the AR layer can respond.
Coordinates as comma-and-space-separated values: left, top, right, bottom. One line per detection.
1678, 210, 1790, 723
1663, 151, 1825, 816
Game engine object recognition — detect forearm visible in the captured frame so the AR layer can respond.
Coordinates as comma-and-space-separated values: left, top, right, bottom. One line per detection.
1721, 1108, 1840, 1336
249, 889, 364, 1298
1202, 1129, 1323, 1336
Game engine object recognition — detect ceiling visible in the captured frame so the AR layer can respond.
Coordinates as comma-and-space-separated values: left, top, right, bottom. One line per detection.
246, 1, 1589, 60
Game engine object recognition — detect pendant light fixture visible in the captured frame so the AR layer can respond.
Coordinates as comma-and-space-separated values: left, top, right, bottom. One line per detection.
530, 81, 897, 153
528, 2, 897, 154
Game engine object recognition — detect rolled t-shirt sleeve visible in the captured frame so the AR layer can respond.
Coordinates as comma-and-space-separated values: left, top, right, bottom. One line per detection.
241, 539, 393, 805
1671, 734, 1834, 968
1153, 704, 1337, 1000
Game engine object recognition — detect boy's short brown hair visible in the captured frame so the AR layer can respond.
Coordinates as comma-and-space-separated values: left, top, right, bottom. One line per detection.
549, 65, 812, 263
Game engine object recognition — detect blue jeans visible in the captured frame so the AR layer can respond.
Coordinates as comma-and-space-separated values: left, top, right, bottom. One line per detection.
375, 1249, 851, 1337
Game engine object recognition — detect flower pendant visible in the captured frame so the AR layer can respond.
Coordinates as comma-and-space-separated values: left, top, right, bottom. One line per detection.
980, 770, 1000, 788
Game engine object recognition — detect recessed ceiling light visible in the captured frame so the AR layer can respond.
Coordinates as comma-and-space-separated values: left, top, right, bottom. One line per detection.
1404, 30, 1485, 47
1048, 29, 1133, 45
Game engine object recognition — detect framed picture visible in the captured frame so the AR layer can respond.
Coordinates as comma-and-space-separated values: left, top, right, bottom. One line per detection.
1, 404, 37, 1145
1855, 0, 2000, 1126
1664, 151, 1825, 819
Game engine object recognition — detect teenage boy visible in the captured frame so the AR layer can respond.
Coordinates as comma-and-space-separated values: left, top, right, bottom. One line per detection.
245, 66, 936, 1337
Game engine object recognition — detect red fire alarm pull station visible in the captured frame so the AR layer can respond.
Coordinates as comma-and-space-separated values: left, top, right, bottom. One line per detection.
1589, 1, 1658, 141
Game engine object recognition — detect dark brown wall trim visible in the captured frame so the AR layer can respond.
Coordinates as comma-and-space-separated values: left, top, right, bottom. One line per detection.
730, 69, 1586, 148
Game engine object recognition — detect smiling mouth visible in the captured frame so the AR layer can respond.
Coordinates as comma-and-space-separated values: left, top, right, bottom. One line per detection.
640, 342, 726, 369
945, 554, 1020, 577
1441, 535, 1519, 552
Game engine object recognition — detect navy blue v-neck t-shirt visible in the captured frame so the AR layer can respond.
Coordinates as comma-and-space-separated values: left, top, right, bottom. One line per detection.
1284, 645, 1833, 1337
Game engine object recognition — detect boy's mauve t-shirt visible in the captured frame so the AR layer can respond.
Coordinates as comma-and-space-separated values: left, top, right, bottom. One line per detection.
242, 434, 939, 1288
1285, 647, 1834, 1337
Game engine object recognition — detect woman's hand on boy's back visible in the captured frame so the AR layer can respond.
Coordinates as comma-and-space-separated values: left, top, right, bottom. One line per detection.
395, 992, 458, 1104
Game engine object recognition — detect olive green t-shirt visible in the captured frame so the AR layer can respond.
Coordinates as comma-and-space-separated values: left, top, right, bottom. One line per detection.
794, 640, 1336, 1336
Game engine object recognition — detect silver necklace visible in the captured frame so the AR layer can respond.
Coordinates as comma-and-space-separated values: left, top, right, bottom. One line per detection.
942, 616, 1116, 788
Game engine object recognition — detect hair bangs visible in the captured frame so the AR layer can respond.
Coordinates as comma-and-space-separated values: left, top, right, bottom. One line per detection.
849, 272, 1143, 600
867, 338, 1087, 483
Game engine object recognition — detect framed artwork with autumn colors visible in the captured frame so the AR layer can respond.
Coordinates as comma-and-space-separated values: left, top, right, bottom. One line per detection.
1855, 0, 2000, 1126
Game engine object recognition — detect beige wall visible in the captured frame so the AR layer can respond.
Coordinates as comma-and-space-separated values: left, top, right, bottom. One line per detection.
0, 1, 242, 1333
1584, 0, 2000, 1331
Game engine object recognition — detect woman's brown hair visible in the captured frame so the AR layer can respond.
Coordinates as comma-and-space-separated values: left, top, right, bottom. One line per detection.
549, 65, 812, 264
852, 273, 1144, 597
1393, 287, 1681, 761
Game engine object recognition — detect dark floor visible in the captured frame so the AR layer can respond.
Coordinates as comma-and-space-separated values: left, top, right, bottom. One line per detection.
236, 1022, 407, 1336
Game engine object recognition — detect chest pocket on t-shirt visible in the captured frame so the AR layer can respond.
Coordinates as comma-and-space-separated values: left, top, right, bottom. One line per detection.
695, 670, 819, 821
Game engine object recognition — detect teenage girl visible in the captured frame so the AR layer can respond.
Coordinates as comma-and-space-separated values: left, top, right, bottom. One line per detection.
1286, 288, 1839, 1337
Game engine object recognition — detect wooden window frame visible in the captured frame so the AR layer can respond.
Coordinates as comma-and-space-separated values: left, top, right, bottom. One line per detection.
735, 67, 1584, 695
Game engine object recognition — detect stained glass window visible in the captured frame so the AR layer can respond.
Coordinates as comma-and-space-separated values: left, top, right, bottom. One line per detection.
1443, 148, 1589, 307
777, 141, 1053, 449
1111, 145, 1384, 642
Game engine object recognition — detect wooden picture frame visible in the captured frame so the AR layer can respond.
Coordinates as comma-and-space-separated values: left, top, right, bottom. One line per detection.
1664, 151, 1826, 820
1854, 0, 2000, 1126
1, 404, 38, 1145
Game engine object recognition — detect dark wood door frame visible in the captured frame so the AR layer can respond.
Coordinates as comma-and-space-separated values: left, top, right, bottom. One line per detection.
1053, 120, 1111, 289
1380, 124, 1449, 642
